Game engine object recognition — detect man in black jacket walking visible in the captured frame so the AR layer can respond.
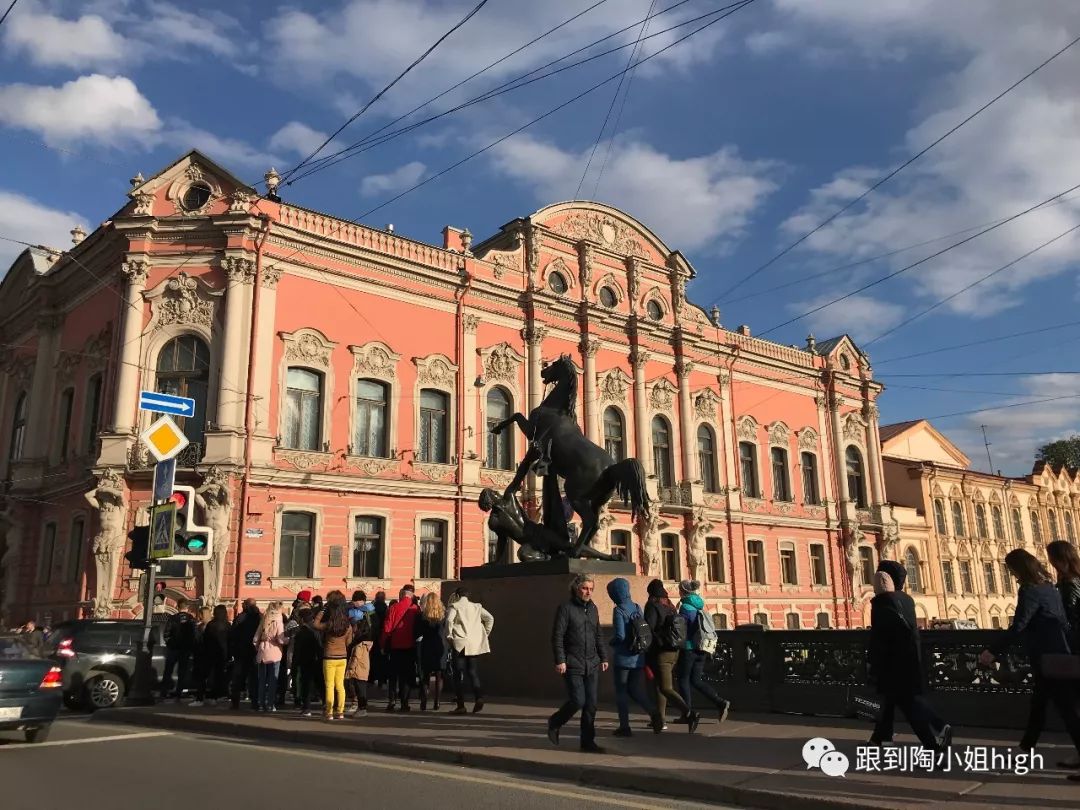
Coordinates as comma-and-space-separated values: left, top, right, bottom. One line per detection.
547, 574, 608, 753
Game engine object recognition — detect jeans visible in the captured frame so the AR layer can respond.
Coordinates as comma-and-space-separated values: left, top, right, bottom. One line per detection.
256, 661, 280, 711
390, 648, 417, 706
677, 649, 727, 713
346, 679, 368, 710
230, 652, 258, 709
649, 650, 689, 719
549, 670, 599, 747
453, 653, 482, 705
1021, 662, 1080, 753
161, 648, 191, 699
323, 658, 347, 717
613, 666, 654, 729
872, 694, 947, 748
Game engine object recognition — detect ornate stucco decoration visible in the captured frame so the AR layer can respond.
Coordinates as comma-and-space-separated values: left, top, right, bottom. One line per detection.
85, 468, 127, 618
350, 341, 400, 379
542, 257, 575, 290
222, 255, 256, 285
768, 421, 791, 446
281, 328, 336, 369
556, 212, 647, 257
649, 378, 677, 411
463, 314, 480, 335
842, 412, 867, 446
1, 356, 34, 385
693, 388, 721, 420
480, 342, 524, 384
577, 241, 594, 289
55, 351, 81, 383
598, 368, 631, 403
736, 416, 759, 442
228, 190, 252, 214
346, 456, 398, 476
688, 508, 714, 579
83, 325, 112, 364
131, 191, 154, 216
414, 462, 455, 482
525, 223, 541, 288
413, 353, 458, 389
151, 271, 223, 328
593, 273, 625, 304
261, 265, 283, 289
196, 466, 232, 607
798, 427, 819, 451
121, 259, 150, 285
277, 450, 331, 470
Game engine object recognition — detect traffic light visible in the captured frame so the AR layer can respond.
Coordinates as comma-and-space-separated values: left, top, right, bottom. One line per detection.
125, 526, 150, 570
167, 485, 213, 561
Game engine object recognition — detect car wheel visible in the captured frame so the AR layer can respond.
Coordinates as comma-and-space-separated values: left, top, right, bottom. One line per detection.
63, 691, 85, 711
24, 725, 51, 744
85, 673, 125, 710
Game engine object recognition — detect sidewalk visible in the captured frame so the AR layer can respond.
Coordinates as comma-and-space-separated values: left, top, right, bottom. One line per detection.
99, 700, 1079, 810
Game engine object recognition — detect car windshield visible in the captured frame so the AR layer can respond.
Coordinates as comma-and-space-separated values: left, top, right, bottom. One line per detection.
0, 635, 41, 659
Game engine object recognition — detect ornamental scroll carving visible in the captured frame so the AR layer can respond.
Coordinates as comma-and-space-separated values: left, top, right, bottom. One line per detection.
154, 272, 220, 328
350, 341, 400, 379
228, 191, 251, 214
277, 450, 331, 470
737, 416, 758, 442
768, 421, 790, 446
414, 463, 455, 482
414, 354, 458, 388
577, 241, 594, 288
132, 191, 154, 216
598, 369, 630, 403
222, 256, 256, 285
481, 343, 523, 384
649, 378, 677, 411
843, 412, 867, 446
283, 328, 336, 368
694, 388, 721, 420
543, 257, 574, 289
555, 212, 647, 258
798, 427, 819, 451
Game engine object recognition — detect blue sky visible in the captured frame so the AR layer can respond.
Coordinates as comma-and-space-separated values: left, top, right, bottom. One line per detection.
2, 0, 1078, 474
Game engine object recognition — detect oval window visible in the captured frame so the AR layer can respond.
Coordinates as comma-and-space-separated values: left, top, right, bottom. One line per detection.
599, 286, 617, 308
548, 272, 568, 294
181, 182, 212, 211
646, 300, 663, 321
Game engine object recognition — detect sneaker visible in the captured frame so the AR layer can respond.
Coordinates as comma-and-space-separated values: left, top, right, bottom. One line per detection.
353, 709, 368, 719
269, 706, 277, 713
613, 727, 633, 738
688, 712, 701, 734
718, 701, 730, 724
547, 725, 560, 747
451, 705, 468, 715
324, 715, 335, 722
334, 713, 345, 720
189, 701, 204, 708
302, 711, 313, 717
386, 702, 397, 712
580, 742, 606, 754
472, 701, 485, 714
345, 703, 358, 714
650, 715, 664, 735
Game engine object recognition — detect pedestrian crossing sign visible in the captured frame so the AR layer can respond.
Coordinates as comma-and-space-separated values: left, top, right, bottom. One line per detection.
140, 415, 189, 462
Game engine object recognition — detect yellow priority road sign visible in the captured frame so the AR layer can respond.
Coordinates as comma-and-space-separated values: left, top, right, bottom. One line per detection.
140, 415, 190, 462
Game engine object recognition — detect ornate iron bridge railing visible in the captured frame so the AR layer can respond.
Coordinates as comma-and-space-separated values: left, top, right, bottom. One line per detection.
701, 629, 1049, 731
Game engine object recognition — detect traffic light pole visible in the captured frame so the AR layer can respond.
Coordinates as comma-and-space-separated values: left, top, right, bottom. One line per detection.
126, 514, 160, 706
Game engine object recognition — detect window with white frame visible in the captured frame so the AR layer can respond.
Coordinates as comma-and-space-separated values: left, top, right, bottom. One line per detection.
771, 447, 791, 502
485, 387, 513, 470
603, 407, 625, 462
352, 515, 383, 578
354, 379, 389, 457
698, 424, 718, 493
809, 543, 827, 586
157, 335, 210, 445
779, 541, 797, 585
419, 518, 447, 578
418, 389, 450, 463
801, 452, 820, 505
652, 416, 674, 489
83, 373, 103, 455
279, 512, 314, 578
705, 537, 725, 583
36, 523, 57, 586
747, 539, 765, 584
739, 442, 759, 497
56, 388, 74, 461
8, 391, 28, 463
284, 368, 323, 451
67, 517, 85, 584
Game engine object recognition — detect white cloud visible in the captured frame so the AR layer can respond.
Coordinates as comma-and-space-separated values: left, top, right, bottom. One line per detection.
133, 2, 242, 59
2, 7, 127, 69
0, 75, 161, 147
167, 121, 276, 170
745, 30, 793, 56
789, 293, 905, 343
268, 122, 330, 158
487, 134, 777, 253
0, 191, 86, 270
360, 161, 428, 197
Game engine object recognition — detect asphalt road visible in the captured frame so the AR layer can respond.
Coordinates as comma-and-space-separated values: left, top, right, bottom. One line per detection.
0, 717, 737, 809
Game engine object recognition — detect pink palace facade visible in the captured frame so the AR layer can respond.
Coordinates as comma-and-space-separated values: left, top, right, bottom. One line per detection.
0, 151, 894, 629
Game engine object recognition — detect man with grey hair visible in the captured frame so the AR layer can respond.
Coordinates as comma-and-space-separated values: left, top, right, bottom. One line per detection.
547, 573, 608, 753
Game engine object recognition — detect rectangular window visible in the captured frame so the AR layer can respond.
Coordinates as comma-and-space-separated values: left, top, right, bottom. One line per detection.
858, 547, 875, 587
753, 611, 769, 628
983, 561, 997, 595
779, 541, 797, 585
816, 611, 830, 629
419, 389, 450, 463
57, 388, 74, 460
279, 512, 314, 578
1000, 561, 1012, 593
84, 374, 102, 454
67, 518, 85, 584
37, 523, 57, 585
660, 533, 680, 581
284, 369, 322, 451
801, 452, 819, 505
942, 561, 956, 594
934, 500, 948, 534
705, 537, 725, 583
747, 539, 765, 584
354, 380, 388, 457
771, 448, 791, 501
991, 616, 1001, 629
786, 612, 800, 630
486, 528, 502, 564
610, 529, 630, 562
959, 560, 974, 594
715, 613, 729, 630
739, 442, 759, 497
809, 543, 828, 586
352, 515, 383, 578
419, 519, 447, 579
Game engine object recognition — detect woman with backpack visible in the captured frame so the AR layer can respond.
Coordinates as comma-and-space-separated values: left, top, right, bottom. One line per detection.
676, 580, 730, 725
644, 579, 699, 733
606, 578, 660, 737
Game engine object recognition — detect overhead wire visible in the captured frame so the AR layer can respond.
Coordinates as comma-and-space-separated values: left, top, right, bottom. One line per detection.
874, 319, 1080, 365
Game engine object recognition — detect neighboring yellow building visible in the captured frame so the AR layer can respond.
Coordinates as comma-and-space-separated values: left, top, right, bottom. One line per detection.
881, 420, 1080, 629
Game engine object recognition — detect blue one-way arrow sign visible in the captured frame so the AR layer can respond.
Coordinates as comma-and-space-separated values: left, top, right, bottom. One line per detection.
139, 390, 196, 417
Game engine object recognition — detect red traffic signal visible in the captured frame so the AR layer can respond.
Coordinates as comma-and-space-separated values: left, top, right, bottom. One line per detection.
169, 491, 188, 509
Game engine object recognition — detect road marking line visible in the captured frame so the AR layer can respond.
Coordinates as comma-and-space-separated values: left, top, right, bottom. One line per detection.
201, 736, 691, 808
0, 731, 171, 750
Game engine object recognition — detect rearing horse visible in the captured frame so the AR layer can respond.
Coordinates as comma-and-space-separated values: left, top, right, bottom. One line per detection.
490, 354, 649, 558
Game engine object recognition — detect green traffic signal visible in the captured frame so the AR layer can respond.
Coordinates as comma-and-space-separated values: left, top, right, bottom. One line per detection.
173, 532, 208, 554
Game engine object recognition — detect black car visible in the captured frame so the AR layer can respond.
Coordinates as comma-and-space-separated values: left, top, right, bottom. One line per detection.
0, 635, 63, 743
48, 620, 165, 711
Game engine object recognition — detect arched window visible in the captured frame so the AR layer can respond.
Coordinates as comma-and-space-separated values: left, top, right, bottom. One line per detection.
753, 611, 769, 628
485, 387, 513, 470
8, 391, 28, 463
697, 424, 718, 493
56, 387, 74, 461
603, 407, 624, 462
156, 335, 210, 445
651, 416, 674, 488
83, 373, 102, 455
1066, 512, 1076, 543
1011, 508, 1024, 541
354, 379, 389, 458
1048, 509, 1058, 538
284, 368, 323, 450
845, 446, 866, 508
904, 548, 922, 593
951, 502, 966, 537
975, 504, 988, 539
418, 389, 450, 463
992, 505, 1005, 540
1031, 510, 1043, 544
933, 500, 948, 534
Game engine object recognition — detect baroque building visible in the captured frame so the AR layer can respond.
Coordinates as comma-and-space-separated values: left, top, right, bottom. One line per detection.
881, 419, 1080, 628
0, 151, 891, 628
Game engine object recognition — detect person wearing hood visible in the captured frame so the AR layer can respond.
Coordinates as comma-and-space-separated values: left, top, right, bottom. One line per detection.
606, 578, 660, 737
676, 580, 731, 724
869, 560, 951, 752
644, 579, 698, 733
229, 599, 262, 710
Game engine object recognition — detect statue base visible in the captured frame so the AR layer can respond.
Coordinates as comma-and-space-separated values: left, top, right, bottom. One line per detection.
443, 562, 651, 702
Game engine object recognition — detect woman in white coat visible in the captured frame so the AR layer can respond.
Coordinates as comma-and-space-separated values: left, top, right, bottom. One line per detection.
445, 587, 494, 714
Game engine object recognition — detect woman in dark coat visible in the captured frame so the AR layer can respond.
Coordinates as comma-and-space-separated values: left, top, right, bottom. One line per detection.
198, 605, 230, 704
980, 549, 1080, 778
415, 592, 448, 711
369, 591, 390, 690
868, 560, 950, 751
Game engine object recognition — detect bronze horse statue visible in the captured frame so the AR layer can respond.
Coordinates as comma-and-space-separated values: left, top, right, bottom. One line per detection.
490, 354, 649, 558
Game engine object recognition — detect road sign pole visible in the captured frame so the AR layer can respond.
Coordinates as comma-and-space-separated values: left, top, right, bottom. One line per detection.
128, 468, 171, 707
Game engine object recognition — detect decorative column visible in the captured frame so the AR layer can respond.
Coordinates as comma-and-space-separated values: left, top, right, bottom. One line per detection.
676, 359, 696, 482
525, 324, 547, 412
632, 348, 650, 473
249, 265, 281, 466
717, 370, 737, 505
24, 312, 64, 459
463, 314, 480, 482
582, 337, 600, 443
863, 401, 885, 508
218, 256, 255, 430
830, 393, 849, 504
113, 258, 149, 435
815, 394, 837, 519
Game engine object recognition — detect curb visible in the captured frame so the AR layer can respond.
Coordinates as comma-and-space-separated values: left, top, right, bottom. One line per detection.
97, 709, 900, 810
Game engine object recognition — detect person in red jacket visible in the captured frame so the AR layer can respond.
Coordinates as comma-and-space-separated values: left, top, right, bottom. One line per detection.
383, 584, 420, 711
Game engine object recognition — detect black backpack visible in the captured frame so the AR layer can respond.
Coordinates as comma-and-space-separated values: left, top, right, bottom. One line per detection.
621, 608, 652, 655
659, 612, 687, 650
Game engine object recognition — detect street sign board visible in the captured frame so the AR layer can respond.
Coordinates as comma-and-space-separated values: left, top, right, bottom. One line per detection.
244, 570, 262, 586
140, 415, 189, 462
152, 457, 177, 503
139, 390, 196, 418
150, 503, 177, 560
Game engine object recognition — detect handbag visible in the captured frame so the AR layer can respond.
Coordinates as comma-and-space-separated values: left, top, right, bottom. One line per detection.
1041, 653, 1080, 680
